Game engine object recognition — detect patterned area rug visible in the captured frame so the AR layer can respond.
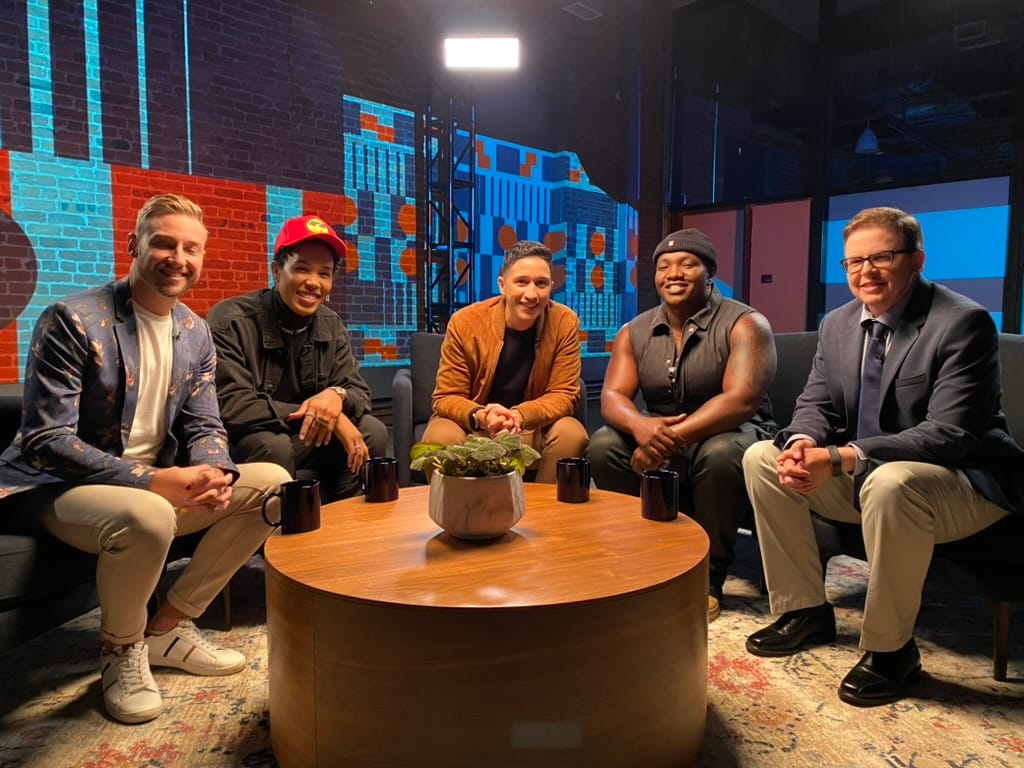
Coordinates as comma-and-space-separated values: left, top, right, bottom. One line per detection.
1, 532, 1022, 768
702, 538, 1024, 767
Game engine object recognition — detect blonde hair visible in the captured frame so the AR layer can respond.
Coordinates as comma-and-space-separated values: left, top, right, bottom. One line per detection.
134, 194, 204, 238
842, 206, 923, 252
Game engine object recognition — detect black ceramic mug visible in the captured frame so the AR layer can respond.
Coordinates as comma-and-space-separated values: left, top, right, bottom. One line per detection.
556, 457, 590, 503
262, 479, 321, 534
640, 469, 678, 522
363, 457, 400, 503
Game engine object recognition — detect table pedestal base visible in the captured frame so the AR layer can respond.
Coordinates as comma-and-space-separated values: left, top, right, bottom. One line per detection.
267, 561, 707, 768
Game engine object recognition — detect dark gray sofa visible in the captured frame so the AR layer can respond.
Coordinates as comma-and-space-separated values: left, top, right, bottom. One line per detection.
769, 332, 1024, 681
0, 385, 229, 653
0, 385, 101, 653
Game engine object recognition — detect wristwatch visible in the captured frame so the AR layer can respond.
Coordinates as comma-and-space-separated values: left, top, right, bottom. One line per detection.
329, 386, 347, 401
827, 445, 844, 476
469, 407, 483, 431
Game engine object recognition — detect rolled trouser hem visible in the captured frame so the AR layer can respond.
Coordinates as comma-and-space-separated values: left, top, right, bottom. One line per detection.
102, 628, 147, 647
164, 589, 204, 619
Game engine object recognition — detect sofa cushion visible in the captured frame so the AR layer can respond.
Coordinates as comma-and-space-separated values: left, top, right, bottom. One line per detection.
767, 332, 817, 427
0, 534, 97, 608
998, 333, 1024, 439
410, 333, 444, 426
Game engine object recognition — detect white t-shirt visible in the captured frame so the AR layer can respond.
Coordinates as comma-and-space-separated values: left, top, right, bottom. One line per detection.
122, 304, 173, 466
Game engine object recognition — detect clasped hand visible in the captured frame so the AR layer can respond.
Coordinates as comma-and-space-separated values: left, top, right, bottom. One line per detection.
151, 465, 233, 512
630, 414, 686, 474
475, 404, 523, 436
776, 439, 833, 494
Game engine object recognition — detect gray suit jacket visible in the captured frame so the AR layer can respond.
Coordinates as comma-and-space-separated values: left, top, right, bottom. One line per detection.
778, 277, 1024, 514
0, 279, 237, 500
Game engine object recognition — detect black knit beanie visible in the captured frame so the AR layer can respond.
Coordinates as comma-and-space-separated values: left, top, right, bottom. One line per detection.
652, 228, 717, 272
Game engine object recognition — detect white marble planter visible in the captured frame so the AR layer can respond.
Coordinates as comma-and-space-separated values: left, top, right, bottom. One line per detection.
428, 471, 526, 540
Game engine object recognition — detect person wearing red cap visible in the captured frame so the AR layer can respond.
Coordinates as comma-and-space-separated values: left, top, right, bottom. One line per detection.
587, 228, 778, 623
207, 214, 387, 501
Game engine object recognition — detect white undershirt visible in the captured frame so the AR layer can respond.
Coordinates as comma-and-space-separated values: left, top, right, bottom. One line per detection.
122, 305, 173, 465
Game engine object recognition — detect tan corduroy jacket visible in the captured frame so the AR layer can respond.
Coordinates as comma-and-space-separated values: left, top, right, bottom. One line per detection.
431, 296, 582, 431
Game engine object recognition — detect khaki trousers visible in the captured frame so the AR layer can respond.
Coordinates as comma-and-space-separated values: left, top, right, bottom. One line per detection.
34, 461, 290, 646
743, 440, 1007, 651
422, 416, 589, 483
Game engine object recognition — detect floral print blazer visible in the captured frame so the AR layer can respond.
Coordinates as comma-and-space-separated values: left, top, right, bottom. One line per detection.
0, 279, 238, 499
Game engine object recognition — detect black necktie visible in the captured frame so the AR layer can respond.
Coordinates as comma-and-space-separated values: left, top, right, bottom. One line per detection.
857, 320, 888, 440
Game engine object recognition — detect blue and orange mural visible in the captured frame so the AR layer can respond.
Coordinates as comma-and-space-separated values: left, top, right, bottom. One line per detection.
0, 1, 637, 382
457, 133, 637, 356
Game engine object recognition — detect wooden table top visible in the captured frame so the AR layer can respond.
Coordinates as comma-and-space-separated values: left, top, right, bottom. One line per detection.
263, 484, 709, 610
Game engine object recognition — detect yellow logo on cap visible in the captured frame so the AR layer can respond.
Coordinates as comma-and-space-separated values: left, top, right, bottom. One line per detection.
306, 218, 330, 235
667, 240, 675, 247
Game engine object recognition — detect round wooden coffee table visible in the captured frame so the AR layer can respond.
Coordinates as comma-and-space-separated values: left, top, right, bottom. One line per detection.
264, 484, 709, 768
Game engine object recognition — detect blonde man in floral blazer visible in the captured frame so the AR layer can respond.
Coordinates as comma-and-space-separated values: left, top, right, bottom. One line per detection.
0, 195, 289, 725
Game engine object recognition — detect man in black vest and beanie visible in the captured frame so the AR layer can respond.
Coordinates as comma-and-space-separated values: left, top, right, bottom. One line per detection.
588, 228, 778, 623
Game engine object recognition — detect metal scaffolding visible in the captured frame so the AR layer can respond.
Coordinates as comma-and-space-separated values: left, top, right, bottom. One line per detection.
423, 96, 476, 332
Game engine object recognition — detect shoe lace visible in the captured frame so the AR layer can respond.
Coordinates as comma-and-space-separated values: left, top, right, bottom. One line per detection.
174, 621, 223, 656
118, 642, 151, 692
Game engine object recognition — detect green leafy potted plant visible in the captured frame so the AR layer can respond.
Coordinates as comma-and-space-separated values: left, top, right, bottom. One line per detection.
410, 433, 541, 540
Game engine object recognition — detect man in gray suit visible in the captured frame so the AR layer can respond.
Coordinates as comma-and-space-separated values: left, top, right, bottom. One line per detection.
742, 206, 1024, 706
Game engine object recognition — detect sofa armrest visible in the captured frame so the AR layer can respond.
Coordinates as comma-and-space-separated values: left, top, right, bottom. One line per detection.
575, 378, 588, 430
0, 384, 24, 450
392, 368, 414, 487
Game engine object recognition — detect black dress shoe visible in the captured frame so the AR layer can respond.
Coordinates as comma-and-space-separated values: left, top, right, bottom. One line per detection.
838, 638, 921, 707
745, 603, 836, 657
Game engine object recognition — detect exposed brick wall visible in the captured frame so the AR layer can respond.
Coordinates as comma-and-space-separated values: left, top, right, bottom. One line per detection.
50, 0, 90, 161
0, 151, 10, 214
98, 0, 142, 167
144, 0, 190, 173
328, 0, 426, 114
0, 148, 22, 378
0, 0, 672, 384
0, 0, 33, 153
110, 167, 271, 313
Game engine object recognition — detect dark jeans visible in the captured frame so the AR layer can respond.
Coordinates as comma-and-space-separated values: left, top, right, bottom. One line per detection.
586, 424, 760, 591
231, 413, 389, 503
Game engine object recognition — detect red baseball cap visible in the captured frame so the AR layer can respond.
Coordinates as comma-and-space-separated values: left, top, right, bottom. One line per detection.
273, 215, 348, 262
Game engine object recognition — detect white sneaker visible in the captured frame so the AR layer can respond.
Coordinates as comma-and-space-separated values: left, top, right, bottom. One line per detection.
146, 620, 246, 676
101, 641, 162, 724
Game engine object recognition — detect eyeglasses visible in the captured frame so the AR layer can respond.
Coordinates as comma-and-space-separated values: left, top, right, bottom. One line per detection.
840, 249, 912, 273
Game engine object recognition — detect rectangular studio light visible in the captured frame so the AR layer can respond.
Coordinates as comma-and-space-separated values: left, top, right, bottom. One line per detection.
444, 37, 520, 70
